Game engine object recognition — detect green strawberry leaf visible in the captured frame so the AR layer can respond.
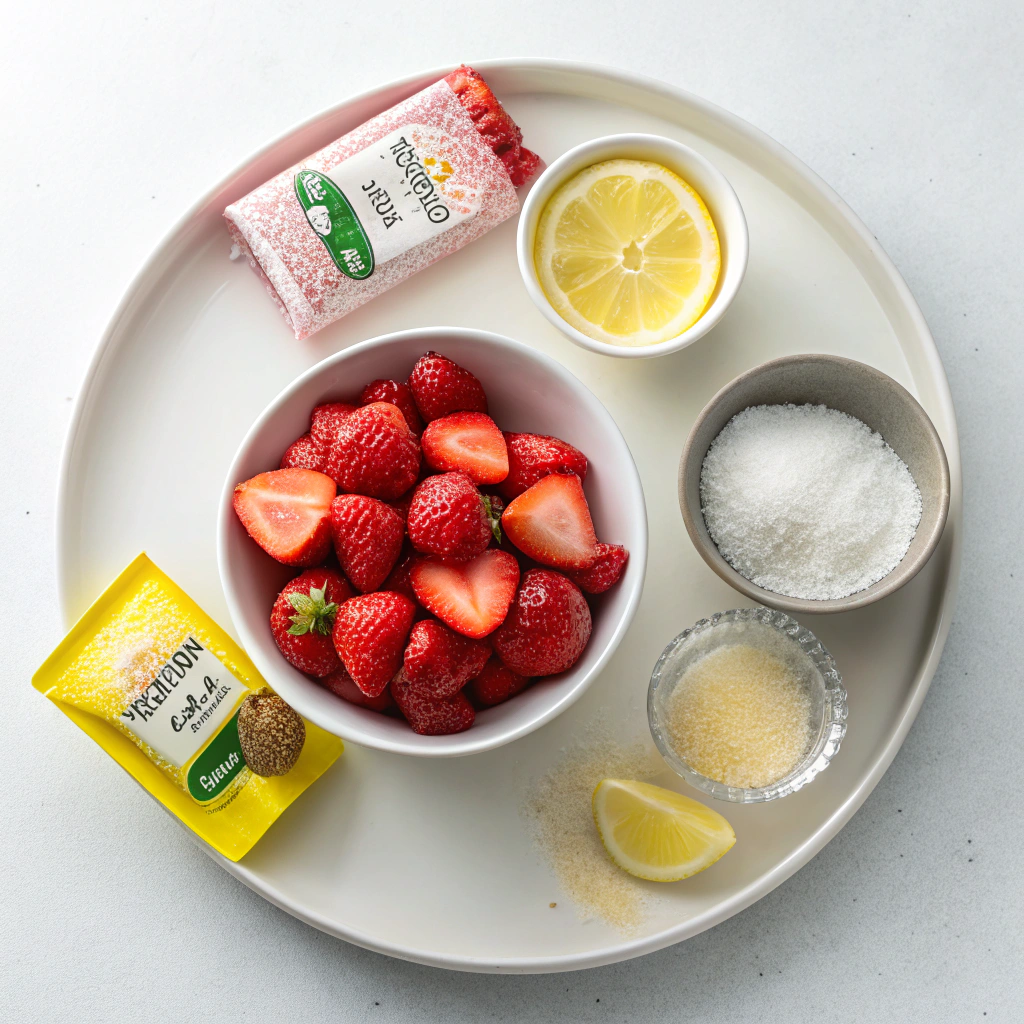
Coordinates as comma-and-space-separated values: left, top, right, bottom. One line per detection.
286, 580, 339, 637
288, 592, 316, 616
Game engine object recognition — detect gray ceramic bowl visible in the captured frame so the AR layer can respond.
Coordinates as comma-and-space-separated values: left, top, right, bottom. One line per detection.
678, 354, 950, 615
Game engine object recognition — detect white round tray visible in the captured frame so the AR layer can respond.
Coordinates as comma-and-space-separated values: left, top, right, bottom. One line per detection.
56, 59, 962, 973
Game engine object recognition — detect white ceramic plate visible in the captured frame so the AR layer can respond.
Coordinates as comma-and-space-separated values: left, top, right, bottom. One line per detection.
57, 59, 962, 973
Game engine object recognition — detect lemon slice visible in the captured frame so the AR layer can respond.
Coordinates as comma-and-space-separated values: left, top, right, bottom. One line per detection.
535, 159, 721, 347
592, 778, 735, 882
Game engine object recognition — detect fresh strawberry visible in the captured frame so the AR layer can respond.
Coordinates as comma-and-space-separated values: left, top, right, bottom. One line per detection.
360, 379, 424, 435
408, 352, 488, 422
329, 494, 404, 593
391, 671, 476, 736
232, 468, 335, 566
280, 432, 326, 472
567, 543, 629, 594
319, 663, 395, 712
421, 412, 509, 484
332, 591, 416, 697
501, 472, 598, 570
493, 569, 592, 677
323, 402, 421, 500
269, 568, 352, 676
311, 402, 357, 448
411, 549, 520, 639
382, 545, 418, 602
499, 432, 588, 500
402, 619, 491, 699
407, 472, 500, 564
467, 657, 531, 708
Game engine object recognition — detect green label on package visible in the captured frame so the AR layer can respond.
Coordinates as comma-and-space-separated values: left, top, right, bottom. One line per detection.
186, 710, 247, 803
294, 169, 375, 280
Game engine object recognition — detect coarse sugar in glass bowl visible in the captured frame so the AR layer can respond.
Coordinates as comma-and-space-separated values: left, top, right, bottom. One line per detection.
647, 607, 847, 803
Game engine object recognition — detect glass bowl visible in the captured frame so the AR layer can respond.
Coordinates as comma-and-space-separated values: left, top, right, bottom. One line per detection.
648, 607, 847, 803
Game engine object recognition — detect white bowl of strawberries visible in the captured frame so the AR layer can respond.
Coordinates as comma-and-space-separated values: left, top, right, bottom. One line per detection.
218, 327, 647, 756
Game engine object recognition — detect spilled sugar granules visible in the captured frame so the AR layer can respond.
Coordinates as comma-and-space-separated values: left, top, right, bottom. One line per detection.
522, 735, 661, 932
700, 403, 922, 600
666, 643, 812, 789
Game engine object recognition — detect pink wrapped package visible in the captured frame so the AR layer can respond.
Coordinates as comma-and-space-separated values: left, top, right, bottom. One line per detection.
225, 65, 540, 339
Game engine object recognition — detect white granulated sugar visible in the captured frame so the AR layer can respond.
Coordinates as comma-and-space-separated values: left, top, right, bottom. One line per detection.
700, 403, 923, 600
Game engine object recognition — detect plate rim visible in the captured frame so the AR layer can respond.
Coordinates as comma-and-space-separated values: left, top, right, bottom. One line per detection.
55, 57, 963, 973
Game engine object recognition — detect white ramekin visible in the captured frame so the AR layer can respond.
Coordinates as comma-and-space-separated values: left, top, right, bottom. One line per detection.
517, 133, 749, 359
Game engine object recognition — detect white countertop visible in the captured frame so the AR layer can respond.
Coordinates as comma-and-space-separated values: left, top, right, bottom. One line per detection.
2, 1, 1020, 1020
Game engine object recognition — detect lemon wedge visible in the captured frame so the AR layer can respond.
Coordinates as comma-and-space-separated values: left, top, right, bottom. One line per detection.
534, 159, 720, 346
592, 778, 735, 882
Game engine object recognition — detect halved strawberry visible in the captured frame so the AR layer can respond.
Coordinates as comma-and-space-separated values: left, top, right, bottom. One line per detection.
360, 379, 424, 435
280, 433, 326, 472
501, 472, 598, 570
408, 352, 488, 422
391, 672, 476, 735
270, 568, 352, 676
499, 432, 588, 500
319, 664, 395, 712
467, 656, 531, 708
421, 412, 509, 485
329, 494, 404, 592
233, 468, 335, 566
403, 619, 491, 699
332, 591, 416, 697
411, 549, 520, 639
323, 402, 421, 500
311, 402, 357, 449
567, 543, 629, 594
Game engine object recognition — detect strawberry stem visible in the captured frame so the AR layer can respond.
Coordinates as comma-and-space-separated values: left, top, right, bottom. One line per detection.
287, 582, 338, 636
481, 494, 502, 545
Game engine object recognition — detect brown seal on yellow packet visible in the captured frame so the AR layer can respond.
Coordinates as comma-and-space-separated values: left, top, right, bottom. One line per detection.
33, 553, 342, 861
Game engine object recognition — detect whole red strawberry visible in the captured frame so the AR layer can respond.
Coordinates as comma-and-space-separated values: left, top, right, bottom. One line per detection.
407, 472, 500, 564
360, 379, 424, 435
329, 494, 404, 592
403, 619, 491, 699
332, 591, 416, 697
319, 664, 396, 713
323, 401, 421, 500
311, 402, 357, 448
270, 568, 353, 676
493, 569, 592, 677
467, 657, 531, 708
408, 352, 488, 422
499, 432, 588, 500
391, 671, 476, 735
280, 432, 326, 471
567, 543, 629, 594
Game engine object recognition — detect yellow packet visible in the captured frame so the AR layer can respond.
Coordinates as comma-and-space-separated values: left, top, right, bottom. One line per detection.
33, 553, 342, 861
